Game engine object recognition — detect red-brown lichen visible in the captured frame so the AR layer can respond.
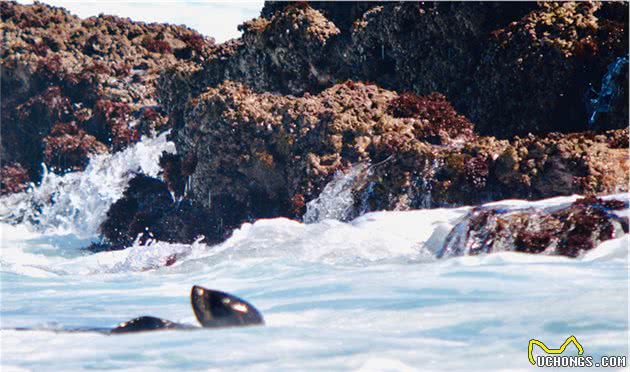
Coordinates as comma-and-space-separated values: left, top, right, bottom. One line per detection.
387, 92, 475, 144
142, 35, 172, 54
0, 163, 30, 195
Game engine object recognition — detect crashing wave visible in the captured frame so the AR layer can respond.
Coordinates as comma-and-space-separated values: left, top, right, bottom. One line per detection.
0, 133, 175, 238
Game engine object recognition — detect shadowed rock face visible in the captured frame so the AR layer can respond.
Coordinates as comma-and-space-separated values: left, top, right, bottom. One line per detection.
1, 1, 214, 181
469, 2, 629, 137
439, 196, 629, 258
97, 175, 224, 251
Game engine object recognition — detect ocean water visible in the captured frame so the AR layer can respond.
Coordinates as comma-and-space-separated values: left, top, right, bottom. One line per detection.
1, 136, 628, 371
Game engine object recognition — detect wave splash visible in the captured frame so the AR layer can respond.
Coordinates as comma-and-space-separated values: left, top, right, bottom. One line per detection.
0, 133, 175, 238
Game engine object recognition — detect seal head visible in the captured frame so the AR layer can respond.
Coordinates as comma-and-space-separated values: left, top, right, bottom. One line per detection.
190, 285, 264, 328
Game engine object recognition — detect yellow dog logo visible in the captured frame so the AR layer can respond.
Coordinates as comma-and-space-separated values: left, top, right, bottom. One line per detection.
528, 336, 584, 365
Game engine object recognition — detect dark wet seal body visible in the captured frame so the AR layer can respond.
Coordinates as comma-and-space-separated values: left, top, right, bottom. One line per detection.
10, 286, 264, 334
110, 316, 196, 334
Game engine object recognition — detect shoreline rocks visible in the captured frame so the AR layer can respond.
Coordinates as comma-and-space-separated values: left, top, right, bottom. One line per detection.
171, 80, 629, 228
2, 1, 628, 258
1, 1, 214, 181
160, 2, 628, 137
439, 196, 629, 258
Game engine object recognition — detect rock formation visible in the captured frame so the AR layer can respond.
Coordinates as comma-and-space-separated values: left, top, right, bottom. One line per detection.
439, 196, 628, 257
1, 1, 214, 180
2, 1, 628, 257
97, 175, 224, 251
155, 2, 629, 256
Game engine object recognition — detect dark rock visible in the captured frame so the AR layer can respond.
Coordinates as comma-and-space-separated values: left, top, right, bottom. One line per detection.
387, 92, 475, 145
470, 2, 628, 137
43, 122, 108, 172
158, 152, 197, 197
169, 80, 628, 232
173, 81, 477, 223
99, 175, 223, 250
439, 196, 628, 258
160, 2, 626, 138
262, 2, 382, 32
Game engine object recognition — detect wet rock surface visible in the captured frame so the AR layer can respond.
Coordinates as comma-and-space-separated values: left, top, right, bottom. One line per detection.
174, 81, 479, 223
96, 175, 224, 251
155, 2, 627, 255
173, 80, 629, 227
439, 196, 629, 258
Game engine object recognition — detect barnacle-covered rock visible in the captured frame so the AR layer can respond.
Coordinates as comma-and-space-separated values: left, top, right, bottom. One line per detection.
439, 196, 629, 258
1, 1, 214, 189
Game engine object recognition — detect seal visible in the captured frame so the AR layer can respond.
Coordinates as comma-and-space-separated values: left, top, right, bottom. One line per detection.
12, 286, 264, 334
112, 285, 264, 333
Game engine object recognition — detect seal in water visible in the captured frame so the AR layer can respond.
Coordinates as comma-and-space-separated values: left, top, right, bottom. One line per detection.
12, 286, 264, 334
112, 285, 264, 333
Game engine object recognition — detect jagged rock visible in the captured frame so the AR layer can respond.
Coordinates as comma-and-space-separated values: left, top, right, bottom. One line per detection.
492, 130, 629, 198
170, 80, 628, 231
470, 2, 629, 137
439, 196, 629, 258
0, 163, 30, 195
1, 1, 214, 189
262, 2, 382, 32
43, 122, 108, 172
339, 2, 535, 109
160, 2, 627, 139
158, 2, 340, 117
175, 81, 475, 223
430, 129, 630, 206
98, 175, 223, 250
3, 1, 628, 254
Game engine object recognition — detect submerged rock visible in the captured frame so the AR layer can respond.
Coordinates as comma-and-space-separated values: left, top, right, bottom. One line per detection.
439, 196, 629, 258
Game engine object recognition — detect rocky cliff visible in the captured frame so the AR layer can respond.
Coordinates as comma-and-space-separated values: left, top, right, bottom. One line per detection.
1, 1, 215, 192
156, 2, 628, 246
2, 1, 628, 257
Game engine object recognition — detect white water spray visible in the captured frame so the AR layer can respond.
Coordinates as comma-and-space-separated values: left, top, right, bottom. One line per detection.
303, 163, 371, 223
0, 133, 175, 238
